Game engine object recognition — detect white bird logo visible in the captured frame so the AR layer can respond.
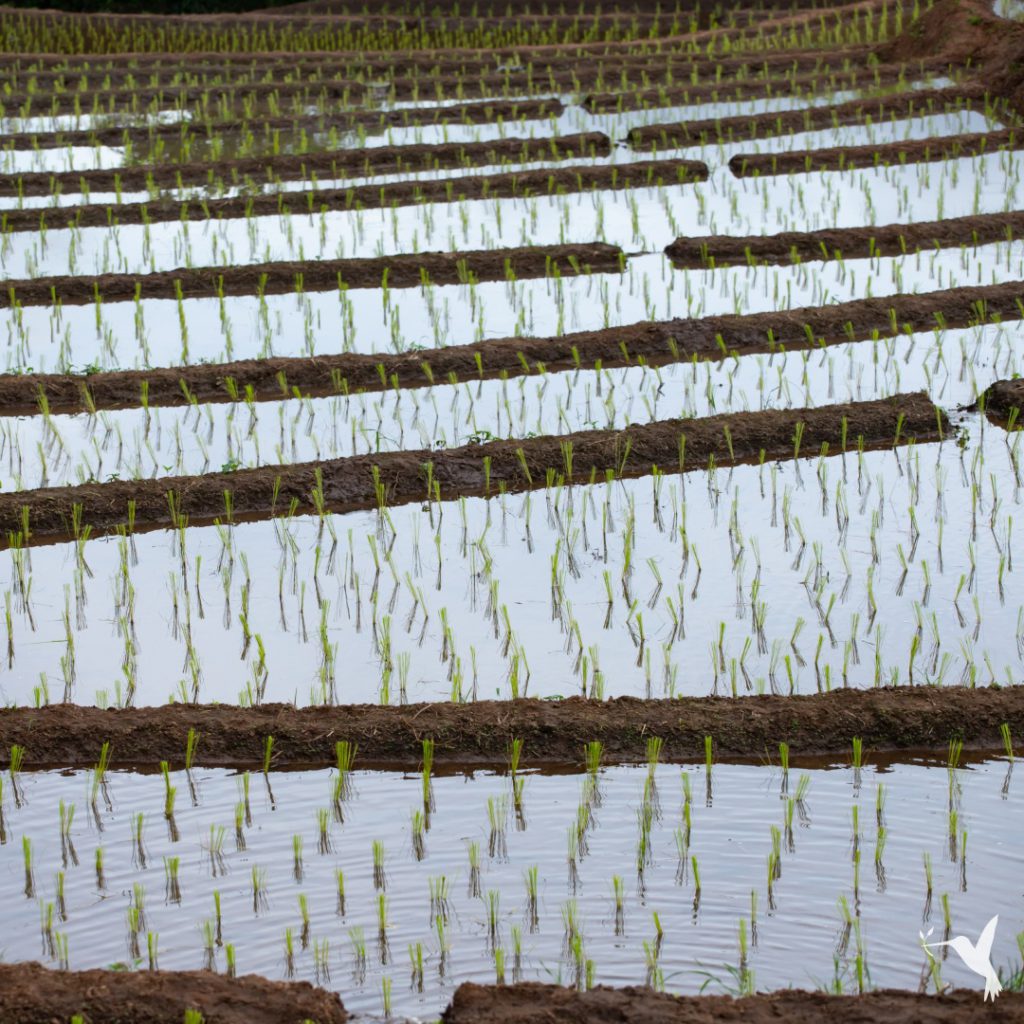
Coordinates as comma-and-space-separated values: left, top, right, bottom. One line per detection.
920, 915, 1002, 1001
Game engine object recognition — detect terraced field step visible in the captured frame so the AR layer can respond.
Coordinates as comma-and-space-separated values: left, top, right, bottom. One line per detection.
0, 158, 709, 234
729, 126, 1024, 175
0, 130, 611, 196
626, 83, 993, 149
0, 392, 943, 542
0, 97, 567, 152
1, 242, 625, 307
5, 281, 1019, 416
664, 210, 1024, 265
582, 61, 938, 112
0, 684, 1017, 767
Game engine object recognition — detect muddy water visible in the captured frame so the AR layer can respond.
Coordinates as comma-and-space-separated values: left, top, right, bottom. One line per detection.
0, 759, 1019, 1019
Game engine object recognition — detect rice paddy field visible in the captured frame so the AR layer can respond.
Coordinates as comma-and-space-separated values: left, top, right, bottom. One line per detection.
1, 0, 1024, 1021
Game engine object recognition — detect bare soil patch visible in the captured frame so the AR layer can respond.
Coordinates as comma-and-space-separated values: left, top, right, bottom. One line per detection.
443, 982, 1024, 1024
1, 242, 624, 307
0, 684, 1019, 769
0, 962, 348, 1024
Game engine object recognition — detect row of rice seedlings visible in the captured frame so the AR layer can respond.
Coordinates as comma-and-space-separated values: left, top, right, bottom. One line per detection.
6, 137, 1019, 283
0, 399, 1020, 709
0, 0, 911, 64
1, 297, 1018, 493
0, 748, 1016, 1014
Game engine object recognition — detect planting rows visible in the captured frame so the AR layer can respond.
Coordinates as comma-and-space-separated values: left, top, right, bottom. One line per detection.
2, 0, 1024, 1018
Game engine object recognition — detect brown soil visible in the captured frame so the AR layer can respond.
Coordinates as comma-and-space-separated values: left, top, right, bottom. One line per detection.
0, 131, 610, 196
0, 962, 347, 1024
664, 210, 1024, 267
0, 684, 1018, 769
0, 393, 942, 543
1, 97, 566, 152
443, 982, 1024, 1024
627, 84, 991, 149
728, 127, 1022, 176
0, 242, 624, 307
3, 280, 1018, 418
982, 378, 1024, 418
0, 158, 708, 235
583, 62, 937, 113
0, 45, 877, 94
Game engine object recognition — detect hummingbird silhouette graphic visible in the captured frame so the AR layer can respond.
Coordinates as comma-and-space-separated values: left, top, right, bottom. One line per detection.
920, 915, 1002, 1001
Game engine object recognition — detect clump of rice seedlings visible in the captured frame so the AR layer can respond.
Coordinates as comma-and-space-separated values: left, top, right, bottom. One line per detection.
334, 740, 357, 808
373, 839, 387, 890
612, 875, 625, 936
90, 741, 112, 821
485, 888, 501, 945
428, 875, 450, 923
316, 807, 332, 855
94, 846, 105, 891
184, 727, 200, 804
283, 927, 295, 978
211, 891, 223, 947
58, 800, 78, 868
421, 737, 435, 817
836, 894, 853, 957
377, 893, 390, 964
795, 774, 811, 825
349, 925, 367, 984
922, 852, 934, 921
691, 855, 702, 918
851, 736, 863, 795
408, 941, 425, 992
494, 945, 506, 984
704, 734, 713, 806
411, 810, 427, 861
738, 918, 754, 995
130, 812, 146, 869
334, 868, 346, 918
467, 841, 482, 899
524, 865, 539, 931
164, 856, 182, 904
40, 899, 55, 958
298, 893, 311, 949
8, 744, 25, 807
292, 834, 304, 882
750, 890, 759, 947
147, 931, 158, 972
435, 914, 450, 977
381, 975, 393, 1019
1001, 723, 1014, 798
225, 944, 236, 978
160, 761, 179, 842
583, 740, 602, 807
313, 937, 330, 984
205, 825, 227, 876
251, 865, 268, 915
567, 826, 580, 894
511, 925, 523, 983
234, 802, 246, 852
645, 736, 663, 816
778, 741, 790, 795
487, 794, 509, 860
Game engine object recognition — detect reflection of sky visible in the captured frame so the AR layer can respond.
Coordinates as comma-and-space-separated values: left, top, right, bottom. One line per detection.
0, 759, 1020, 1019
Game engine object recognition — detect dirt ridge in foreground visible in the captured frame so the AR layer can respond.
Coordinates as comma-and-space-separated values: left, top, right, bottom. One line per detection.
0, 962, 347, 1024
1, 242, 625, 307
0, 392, 942, 543
443, 982, 1024, 1024
0, 685, 1017, 769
